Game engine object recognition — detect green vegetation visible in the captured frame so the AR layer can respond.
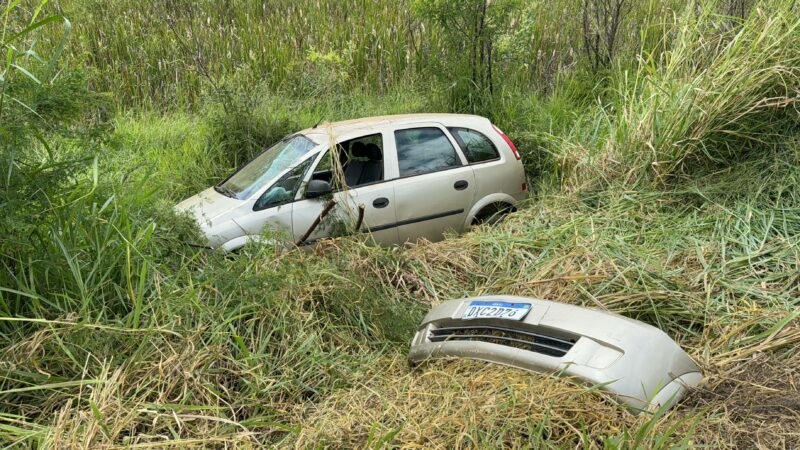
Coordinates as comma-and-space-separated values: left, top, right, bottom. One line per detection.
2, 0, 799, 448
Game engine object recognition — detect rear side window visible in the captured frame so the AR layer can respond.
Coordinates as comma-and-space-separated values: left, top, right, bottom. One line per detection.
395, 127, 461, 177
448, 127, 500, 164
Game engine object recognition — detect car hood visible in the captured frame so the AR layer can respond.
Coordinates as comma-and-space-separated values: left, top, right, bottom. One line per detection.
175, 187, 243, 229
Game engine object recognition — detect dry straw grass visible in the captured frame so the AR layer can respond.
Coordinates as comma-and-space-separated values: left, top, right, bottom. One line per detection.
288, 185, 800, 448
289, 349, 800, 449
686, 351, 800, 448
2, 180, 799, 448
291, 357, 630, 449
548, 3, 800, 192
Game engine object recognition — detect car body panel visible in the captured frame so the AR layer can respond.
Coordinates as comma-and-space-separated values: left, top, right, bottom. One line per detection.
176, 114, 528, 250
341, 184, 400, 244
391, 167, 476, 242
463, 192, 521, 228
175, 187, 242, 228
291, 131, 400, 244
387, 121, 477, 241
232, 201, 294, 242
292, 183, 400, 245
408, 296, 702, 413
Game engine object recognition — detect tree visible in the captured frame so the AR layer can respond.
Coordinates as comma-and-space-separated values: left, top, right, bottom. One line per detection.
581, 0, 629, 71
412, 0, 520, 111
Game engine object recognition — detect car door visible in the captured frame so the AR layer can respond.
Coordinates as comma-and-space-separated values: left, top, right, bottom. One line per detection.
291, 132, 399, 245
231, 157, 314, 245
389, 124, 475, 242
447, 126, 505, 201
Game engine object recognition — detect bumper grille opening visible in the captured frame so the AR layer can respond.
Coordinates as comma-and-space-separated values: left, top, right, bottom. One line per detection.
429, 325, 576, 357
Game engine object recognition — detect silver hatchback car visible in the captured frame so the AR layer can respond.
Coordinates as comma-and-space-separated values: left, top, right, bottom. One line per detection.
177, 114, 527, 251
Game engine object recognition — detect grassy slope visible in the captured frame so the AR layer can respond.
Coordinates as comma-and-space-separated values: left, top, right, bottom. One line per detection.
2, 1, 800, 448
4, 133, 798, 447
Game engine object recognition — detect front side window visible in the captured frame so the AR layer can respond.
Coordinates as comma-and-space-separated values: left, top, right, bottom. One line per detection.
310, 133, 384, 188
448, 127, 499, 163
395, 127, 461, 177
253, 158, 313, 210
218, 134, 317, 200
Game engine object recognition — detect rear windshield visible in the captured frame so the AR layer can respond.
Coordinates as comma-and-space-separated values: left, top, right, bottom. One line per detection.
218, 135, 317, 199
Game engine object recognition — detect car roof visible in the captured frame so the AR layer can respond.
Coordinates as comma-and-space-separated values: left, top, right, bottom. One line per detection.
298, 113, 490, 139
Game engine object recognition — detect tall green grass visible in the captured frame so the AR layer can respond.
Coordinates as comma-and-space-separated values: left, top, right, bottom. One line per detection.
613, 1, 800, 186
3, 139, 798, 446
534, 1, 800, 192
26, 0, 697, 110
37, 0, 441, 109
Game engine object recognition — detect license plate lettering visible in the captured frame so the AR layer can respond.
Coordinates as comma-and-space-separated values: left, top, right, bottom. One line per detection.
461, 301, 531, 321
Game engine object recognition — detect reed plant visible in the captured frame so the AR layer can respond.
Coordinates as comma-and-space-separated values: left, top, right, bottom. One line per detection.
552, 1, 800, 191
26, 0, 697, 110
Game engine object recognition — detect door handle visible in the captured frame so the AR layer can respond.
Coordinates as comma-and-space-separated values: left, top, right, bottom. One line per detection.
454, 180, 469, 191
373, 197, 390, 208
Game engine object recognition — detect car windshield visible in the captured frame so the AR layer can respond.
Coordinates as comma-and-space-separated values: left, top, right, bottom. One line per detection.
217, 134, 318, 199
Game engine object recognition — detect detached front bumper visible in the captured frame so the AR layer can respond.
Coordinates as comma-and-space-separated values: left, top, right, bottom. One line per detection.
409, 296, 702, 413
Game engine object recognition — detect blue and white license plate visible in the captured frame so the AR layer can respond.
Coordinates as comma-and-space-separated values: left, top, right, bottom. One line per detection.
461, 301, 532, 321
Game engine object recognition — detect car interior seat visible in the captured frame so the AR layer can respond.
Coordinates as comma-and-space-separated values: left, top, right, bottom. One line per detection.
344, 142, 383, 187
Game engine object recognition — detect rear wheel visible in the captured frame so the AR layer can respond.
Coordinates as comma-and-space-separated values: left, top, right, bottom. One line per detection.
471, 202, 516, 227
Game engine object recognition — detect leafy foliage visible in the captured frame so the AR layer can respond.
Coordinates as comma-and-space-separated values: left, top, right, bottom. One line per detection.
1, 3, 106, 316
412, 0, 521, 112
204, 84, 300, 168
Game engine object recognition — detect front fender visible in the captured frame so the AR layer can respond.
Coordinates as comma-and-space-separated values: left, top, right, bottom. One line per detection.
220, 235, 280, 252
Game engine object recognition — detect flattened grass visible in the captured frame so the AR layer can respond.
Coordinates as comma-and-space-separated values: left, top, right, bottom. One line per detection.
3, 142, 799, 447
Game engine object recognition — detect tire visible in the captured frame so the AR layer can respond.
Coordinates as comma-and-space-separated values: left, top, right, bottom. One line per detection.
471, 202, 516, 227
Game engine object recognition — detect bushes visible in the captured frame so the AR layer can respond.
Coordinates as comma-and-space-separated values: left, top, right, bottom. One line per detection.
0, 3, 198, 328
1, 4, 112, 321
412, 0, 521, 113
618, 1, 800, 181
37, 0, 431, 109
204, 86, 301, 168
555, 1, 800, 191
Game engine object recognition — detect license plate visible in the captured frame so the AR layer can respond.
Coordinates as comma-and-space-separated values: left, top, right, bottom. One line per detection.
461, 301, 531, 321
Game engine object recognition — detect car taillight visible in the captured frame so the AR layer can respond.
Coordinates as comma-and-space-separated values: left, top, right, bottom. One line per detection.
492, 124, 521, 160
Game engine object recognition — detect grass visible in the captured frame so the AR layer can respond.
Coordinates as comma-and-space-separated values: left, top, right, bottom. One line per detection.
3, 154, 799, 446
2, 0, 800, 448
535, 2, 800, 193
38, 0, 441, 109
31, 0, 695, 111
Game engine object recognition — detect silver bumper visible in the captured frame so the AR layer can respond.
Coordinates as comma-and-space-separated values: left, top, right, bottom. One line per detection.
408, 296, 702, 412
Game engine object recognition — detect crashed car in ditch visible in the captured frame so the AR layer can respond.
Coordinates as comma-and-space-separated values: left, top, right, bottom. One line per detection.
176, 114, 528, 251
408, 295, 702, 413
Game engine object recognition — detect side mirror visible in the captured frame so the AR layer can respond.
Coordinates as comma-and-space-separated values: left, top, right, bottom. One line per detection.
305, 179, 332, 198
